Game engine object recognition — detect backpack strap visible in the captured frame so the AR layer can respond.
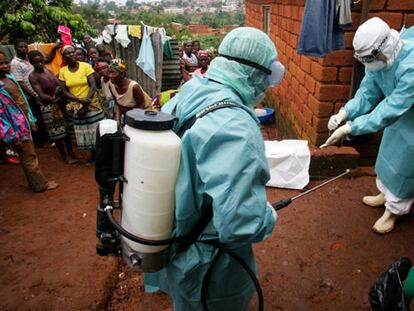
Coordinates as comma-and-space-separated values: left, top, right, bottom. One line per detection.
172, 101, 241, 255
176, 101, 241, 138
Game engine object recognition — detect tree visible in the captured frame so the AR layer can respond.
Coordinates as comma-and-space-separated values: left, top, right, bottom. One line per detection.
0, 0, 95, 43
234, 11, 245, 26
73, 1, 110, 31
104, 1, 118, 12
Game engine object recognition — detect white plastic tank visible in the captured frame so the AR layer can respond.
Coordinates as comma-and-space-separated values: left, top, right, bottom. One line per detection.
121, 109, 181, 272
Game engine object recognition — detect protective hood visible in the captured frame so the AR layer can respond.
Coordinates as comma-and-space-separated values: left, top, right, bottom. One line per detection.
206, 27, 278, 106
382, 29, 403, 68
353, 17, 403, 69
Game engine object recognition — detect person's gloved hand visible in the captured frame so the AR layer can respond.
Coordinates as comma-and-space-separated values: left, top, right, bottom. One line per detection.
328, 109, 347, 131
320, 123, 351, 148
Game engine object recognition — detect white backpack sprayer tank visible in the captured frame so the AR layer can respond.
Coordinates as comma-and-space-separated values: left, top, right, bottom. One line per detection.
121, 109, 181, 271
95, 109, 181, 272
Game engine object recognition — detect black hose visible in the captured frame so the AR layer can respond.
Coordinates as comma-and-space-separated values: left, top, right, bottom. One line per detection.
105, 206, 264, 311
105, 207, 182, 245
201, 240, 264, 311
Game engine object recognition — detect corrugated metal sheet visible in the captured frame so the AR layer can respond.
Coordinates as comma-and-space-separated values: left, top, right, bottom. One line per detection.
161, 39, 181, 91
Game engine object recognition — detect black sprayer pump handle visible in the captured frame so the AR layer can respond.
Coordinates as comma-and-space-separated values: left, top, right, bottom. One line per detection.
272, 198, 292, 211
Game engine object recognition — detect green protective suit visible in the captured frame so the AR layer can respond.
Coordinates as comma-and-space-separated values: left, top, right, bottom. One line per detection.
144, 27, 278, 310
343, 28, 414, 199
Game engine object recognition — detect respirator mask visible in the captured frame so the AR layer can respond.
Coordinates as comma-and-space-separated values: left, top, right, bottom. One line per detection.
220, 54, 285, 105
354, 35, 387, 72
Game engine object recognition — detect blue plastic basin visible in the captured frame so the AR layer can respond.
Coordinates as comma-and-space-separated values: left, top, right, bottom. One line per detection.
257, 108, 274, 123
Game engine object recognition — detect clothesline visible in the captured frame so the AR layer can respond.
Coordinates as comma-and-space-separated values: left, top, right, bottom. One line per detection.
97, 23, 172, 82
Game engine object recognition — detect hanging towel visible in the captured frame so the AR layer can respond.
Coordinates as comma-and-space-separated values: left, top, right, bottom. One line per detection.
158, 28, 171, 44
96, 36, 104, 45
337, 0, 353, 30
101, 29, 112, 44
136, 26, 156, 81
158, 27, 173, 58
146, 26, 158, 35
115, 25, 130, 48
57, 25, 73, 46
105, 24, 115, 35
297, 0, 344, 57
163, 40, 173, 59
128, 25, 142, 39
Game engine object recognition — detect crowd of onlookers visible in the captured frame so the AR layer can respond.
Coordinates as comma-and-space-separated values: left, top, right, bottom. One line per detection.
0, 35, 212, 193
179, 40, 211, 83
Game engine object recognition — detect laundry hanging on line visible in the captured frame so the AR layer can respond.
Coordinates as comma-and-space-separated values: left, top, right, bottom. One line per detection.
114, 25, 131, 48
57, 25, 73, 46
128, 25, 142, 39
297, 0, 351, 57
136, 25, 156, 81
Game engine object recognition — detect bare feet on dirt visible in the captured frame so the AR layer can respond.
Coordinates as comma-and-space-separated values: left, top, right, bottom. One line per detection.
65, 157, 79, 165
46, 181, 59, 191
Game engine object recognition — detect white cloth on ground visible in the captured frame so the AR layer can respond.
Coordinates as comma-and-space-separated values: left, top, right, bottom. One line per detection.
265, 140, 310, 189
376, 178, 414, 215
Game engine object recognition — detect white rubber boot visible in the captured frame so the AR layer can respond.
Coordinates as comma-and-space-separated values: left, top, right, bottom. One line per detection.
372, 209, 398, 234
362, 193, 385, 207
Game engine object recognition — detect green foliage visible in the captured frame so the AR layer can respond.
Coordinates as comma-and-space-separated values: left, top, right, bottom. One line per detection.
199, 11, 233, 29
0, 0, 95, 43
72, 1, 110, 32
191, 34, 222, 51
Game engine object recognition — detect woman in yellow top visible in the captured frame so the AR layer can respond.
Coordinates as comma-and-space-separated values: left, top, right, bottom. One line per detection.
58, 45, 104, 163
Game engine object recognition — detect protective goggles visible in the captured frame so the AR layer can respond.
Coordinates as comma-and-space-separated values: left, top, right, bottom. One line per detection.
354, 35, 388, 64
220, 54, 285, 86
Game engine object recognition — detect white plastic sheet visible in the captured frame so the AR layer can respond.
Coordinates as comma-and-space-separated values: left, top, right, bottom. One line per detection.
265, 140, 310, 189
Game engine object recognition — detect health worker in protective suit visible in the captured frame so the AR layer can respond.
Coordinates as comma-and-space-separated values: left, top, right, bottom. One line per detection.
321, 17, 414, 234
144, 27, 285, 310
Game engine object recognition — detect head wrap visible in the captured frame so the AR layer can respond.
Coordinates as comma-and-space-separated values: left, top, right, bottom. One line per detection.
197, 50, 210, 59
110, 58, 127, 72
61, 45, 74, 54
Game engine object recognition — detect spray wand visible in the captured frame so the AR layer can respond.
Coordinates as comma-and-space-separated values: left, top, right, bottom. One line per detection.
272, 169, 351, 211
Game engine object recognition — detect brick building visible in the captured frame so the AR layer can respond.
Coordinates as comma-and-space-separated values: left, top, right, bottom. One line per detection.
245, 0, 414, 165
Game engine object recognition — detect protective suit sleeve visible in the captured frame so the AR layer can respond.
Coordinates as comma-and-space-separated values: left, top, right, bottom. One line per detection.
350, 67, 414, 135
343, 71, 383, 121
193, 113, 277, 249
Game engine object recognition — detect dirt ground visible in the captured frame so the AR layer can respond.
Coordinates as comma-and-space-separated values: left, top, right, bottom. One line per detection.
1, 146, 413, 311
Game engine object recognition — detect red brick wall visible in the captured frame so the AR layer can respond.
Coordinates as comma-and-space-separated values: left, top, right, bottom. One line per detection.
245, 0, 414, 165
